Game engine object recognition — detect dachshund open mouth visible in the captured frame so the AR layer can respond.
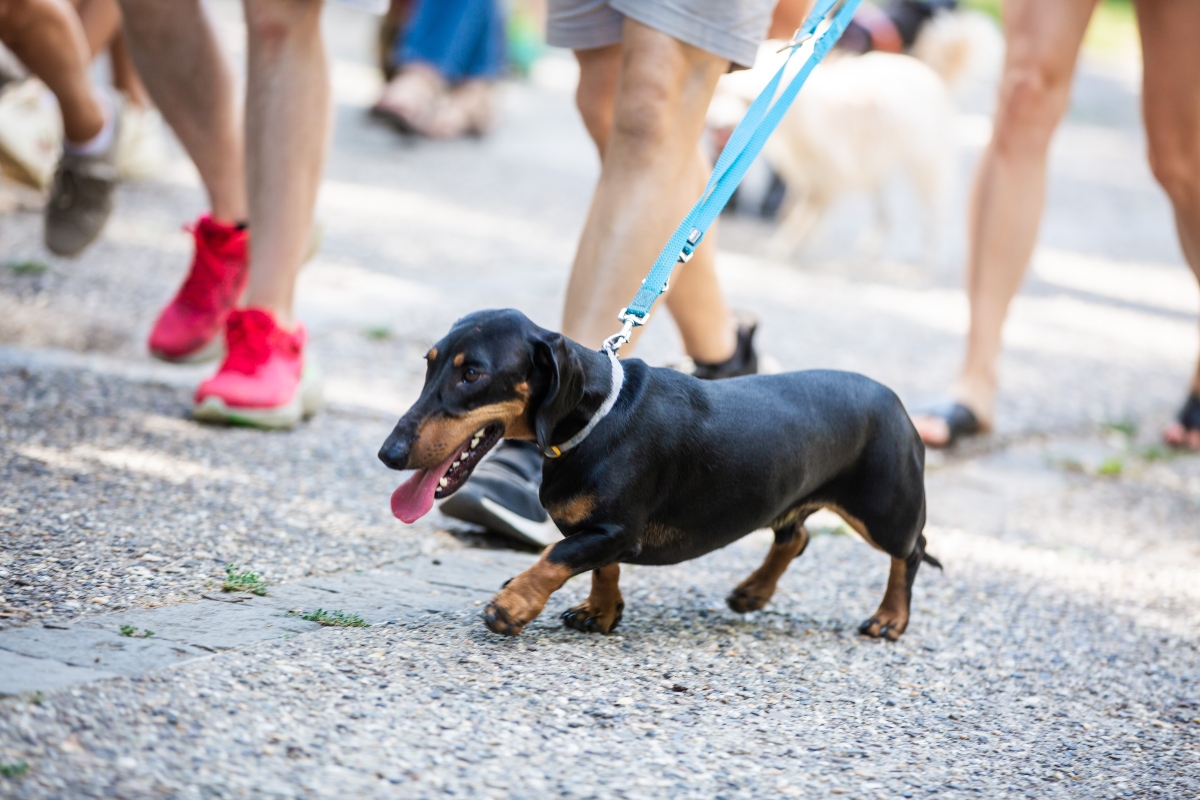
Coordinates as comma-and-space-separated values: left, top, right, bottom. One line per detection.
390, 422, 505, 523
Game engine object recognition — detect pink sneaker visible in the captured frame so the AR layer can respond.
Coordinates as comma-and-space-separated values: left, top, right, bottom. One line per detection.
192, 308, 323, 429
148, 215, 248, 363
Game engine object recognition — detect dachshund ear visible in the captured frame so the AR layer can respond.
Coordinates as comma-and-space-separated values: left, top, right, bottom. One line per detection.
533, 333, 584, 455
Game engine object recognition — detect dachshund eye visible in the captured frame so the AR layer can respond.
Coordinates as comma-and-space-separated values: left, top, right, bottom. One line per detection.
462, 367, 480, 383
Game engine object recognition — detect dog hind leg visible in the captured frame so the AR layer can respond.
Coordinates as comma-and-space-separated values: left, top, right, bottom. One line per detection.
858, 532, 929, 641
561, 563, 624, 634
726, 520, 810, 614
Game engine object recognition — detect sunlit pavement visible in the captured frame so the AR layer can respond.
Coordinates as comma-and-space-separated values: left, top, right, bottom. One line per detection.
0, 4, 1197, 798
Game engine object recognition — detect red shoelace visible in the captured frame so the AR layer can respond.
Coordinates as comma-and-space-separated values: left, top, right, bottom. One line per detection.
222, 310, 281, 375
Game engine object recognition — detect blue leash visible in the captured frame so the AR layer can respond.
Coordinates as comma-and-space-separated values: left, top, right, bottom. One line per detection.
602, 0, 863, 354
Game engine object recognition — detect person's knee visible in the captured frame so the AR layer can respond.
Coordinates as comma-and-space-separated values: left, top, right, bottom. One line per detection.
608, 73, 677, 160
990, 62, 1071, 157
244, 0, 322, 48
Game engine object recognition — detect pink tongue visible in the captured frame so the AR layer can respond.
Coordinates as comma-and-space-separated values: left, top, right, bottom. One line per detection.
390, 449, 460, 523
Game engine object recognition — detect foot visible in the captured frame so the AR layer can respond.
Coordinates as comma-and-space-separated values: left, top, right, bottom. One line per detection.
424, 80, 495, 139
561, 597, 624, 634
44, 91, 123, 257
192, 308, 323, 430
1163, 392, 1200, 450
438, 440, 562, 546
148, 215, 248, 363
691, 318, 759, 380
911, 400, 986, 448
858, 609, 908, 641
726, 583, 772, 614
370, 63, 447, 135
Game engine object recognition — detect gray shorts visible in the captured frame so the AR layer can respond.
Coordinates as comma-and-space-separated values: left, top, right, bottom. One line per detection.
547, 0, 775, 68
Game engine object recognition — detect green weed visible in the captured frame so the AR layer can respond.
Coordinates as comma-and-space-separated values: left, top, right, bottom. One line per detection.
8, 260, 47, 275
364, 326, 392, 341
1097, 457, 1123, 477
1055, 457, 1086, 474
118, 625, 154, 638
1104, 419, 1137, 438
292, 608, 370, 628
222, 565, 268, 596
0, 761, 29, 778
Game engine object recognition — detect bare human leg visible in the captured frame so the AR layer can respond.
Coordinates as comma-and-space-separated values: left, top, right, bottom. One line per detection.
563, 19, 736, 362
910, 0, 1097, 446
0, 0, 104, 143
117, 0, 246, 223
241, 0, 330, 326
1138, 0, 1200, 450
73, 0, 150, 109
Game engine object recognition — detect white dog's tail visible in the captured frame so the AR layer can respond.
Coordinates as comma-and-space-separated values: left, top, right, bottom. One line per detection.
909, 9, 1003, 94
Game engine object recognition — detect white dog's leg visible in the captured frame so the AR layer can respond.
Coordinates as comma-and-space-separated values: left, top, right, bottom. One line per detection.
768, 193, 827, 260
913, 156, 950, 268
856, 190, 889, 258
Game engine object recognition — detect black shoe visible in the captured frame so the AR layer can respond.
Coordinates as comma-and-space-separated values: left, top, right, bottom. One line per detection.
692, 319, 759, 380
438, 440, 562, 547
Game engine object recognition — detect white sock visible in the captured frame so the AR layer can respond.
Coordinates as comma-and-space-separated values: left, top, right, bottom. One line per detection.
64, 91, 116, 156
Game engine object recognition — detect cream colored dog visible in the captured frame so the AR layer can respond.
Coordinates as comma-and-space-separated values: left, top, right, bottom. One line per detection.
710, 10, 1002, 263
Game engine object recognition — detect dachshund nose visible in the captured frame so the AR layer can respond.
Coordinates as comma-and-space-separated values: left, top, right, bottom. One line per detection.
378, 431, 411, 470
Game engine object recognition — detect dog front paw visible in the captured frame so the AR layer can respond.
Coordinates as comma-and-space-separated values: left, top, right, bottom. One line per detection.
483, 602, 528, 636
726, 586, 770, 614
858, 612, 907, 641
560, 599, 623, 634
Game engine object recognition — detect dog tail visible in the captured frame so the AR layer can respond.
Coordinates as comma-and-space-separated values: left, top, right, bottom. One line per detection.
921, 551, 944, 571
910, 10, 1003, 92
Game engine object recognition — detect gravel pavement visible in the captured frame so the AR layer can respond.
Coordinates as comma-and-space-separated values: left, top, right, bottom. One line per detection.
1, 4, 1198, 797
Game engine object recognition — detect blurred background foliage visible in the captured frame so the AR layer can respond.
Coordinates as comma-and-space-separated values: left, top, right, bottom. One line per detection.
960, 0, 1140, 60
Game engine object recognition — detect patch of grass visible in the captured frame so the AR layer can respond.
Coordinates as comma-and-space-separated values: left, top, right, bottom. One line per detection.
1104, 419, 1137, 438
222, 564, 268, 596
7, 260, 48, 276
1141, 446, 1172, 462
959, 0, 1000, 20
364, 326, 392, 341
1097, 457, 1124, 477
118, 625, 153, 638
25, 692, 42, 706
291, 608, 370, 628
0, 761, 29, 778
1055, 457, 1087, 474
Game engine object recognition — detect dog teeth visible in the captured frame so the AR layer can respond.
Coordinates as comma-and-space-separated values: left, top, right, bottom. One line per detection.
451, 460, 460, 468
438, 478, 448, 488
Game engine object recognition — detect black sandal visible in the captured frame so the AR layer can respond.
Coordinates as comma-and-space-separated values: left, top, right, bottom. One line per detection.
914, 401, 982, 448
1172, 392, 1200, 447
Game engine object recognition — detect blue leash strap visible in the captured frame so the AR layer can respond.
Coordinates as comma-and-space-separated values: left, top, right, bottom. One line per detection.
603, 0, 863, 353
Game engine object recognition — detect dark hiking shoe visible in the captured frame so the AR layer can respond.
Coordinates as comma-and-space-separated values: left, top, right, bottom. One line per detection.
438, 440, 562, 547
44, 95, 122, 256
691, 318, 760, 380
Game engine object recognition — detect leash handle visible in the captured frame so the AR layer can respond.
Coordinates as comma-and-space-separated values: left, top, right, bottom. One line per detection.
604, 0, 863, 352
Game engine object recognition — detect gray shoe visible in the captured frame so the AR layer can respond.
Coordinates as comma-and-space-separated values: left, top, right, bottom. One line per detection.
44, 93, 122, 257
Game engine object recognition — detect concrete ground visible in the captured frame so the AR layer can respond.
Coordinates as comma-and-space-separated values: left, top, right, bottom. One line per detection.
1, 4, 1198, 798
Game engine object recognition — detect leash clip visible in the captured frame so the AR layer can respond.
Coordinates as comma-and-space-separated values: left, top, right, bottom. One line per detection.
602, 309, 646, 355
777, 30, 813, 53
677, 227, 702, 265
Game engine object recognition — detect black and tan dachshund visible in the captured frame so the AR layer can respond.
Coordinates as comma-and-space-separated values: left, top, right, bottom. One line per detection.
379, 309, 938, 640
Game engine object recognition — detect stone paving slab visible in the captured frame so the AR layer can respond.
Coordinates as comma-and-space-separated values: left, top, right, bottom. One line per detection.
0, 650, 117, 696
0, 549, 535, 696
